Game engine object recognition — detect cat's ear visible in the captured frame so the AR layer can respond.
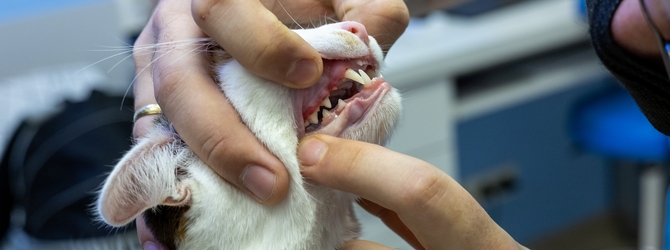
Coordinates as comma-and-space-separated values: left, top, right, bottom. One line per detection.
97, 130, 191, 227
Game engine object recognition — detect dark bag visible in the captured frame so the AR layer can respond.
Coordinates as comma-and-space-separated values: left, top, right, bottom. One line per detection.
1, 90, 135, 240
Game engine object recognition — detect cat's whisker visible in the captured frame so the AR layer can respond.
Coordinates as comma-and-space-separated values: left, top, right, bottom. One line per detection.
72, 49, 136, 78
107, 52, 136, 74
326, 15, 338, 25
276, 0, 303, 29
122, 42, 210, 104
86, 45, 135, 52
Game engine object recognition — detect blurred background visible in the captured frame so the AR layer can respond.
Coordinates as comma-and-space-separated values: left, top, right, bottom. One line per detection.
0, 0, 658, 249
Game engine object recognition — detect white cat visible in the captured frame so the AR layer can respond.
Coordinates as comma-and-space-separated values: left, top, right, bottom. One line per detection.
97, 21, 402, 249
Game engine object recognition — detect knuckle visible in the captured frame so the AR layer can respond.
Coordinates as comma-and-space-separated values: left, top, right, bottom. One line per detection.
248, 42, 280, 71
201, 132, 233, 169
132, 42, 154, 71
153, 66, 187, 102
342, 144, 367, 176
191, 0, 223, 24
401, 170, 446, 211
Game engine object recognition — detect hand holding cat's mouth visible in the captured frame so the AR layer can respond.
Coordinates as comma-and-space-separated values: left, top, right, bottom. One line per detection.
293, 59, 392, 138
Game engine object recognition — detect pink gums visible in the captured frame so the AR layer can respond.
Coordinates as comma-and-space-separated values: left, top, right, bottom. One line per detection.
292, 59, 392, 138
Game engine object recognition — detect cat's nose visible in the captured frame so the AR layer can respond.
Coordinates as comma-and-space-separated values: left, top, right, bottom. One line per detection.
341, 21, 369, 44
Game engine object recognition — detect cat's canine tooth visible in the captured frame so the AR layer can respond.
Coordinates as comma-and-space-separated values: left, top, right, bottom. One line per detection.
358, 69, 372, 87
344, 68, 364, 85
308, 110, 319, 124
337, 99, 347, 111
322, 109, 334, 118
321, 98, 332, 109
304, 120, 311, 127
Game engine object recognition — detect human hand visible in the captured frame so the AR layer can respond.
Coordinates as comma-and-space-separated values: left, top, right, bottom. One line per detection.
612, 0, 670, 57
297, 135, 525, 250
132, 0, 408, 248
134, 0, 409, 205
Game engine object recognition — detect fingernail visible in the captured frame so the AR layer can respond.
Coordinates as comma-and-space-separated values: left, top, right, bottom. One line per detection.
298, 138, 328, 167
143, 242, 160, 250
242, 165, 276, 201
287, 59, 318, 86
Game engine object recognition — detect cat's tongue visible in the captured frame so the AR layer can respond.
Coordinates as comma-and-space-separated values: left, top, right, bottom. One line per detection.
292, 59, 391, 138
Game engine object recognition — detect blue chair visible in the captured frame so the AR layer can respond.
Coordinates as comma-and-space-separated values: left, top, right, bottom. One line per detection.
571, 87, 669, 250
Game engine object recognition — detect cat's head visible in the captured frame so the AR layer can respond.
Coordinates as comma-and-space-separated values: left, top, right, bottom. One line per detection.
218, 21, 401, 148
96, 21, 401, 249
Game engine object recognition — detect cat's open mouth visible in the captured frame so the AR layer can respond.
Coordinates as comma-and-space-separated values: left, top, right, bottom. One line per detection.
293, 58, 392, 138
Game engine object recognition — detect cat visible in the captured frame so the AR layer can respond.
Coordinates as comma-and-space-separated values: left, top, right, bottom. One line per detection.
96, 21, 402, 249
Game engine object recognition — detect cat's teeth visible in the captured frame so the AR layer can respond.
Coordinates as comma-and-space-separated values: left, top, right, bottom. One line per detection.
344, 68, 364, 85
322, 109, 334, 118
358, 69, 372, 87
308, 110, 319, 124
366, 69, 379, 78
321, 98, 332, 109
337, 99, 346, 111
356, 60, 364, 67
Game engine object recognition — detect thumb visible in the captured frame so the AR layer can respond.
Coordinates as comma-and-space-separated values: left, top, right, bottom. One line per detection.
297, 134, 437, 213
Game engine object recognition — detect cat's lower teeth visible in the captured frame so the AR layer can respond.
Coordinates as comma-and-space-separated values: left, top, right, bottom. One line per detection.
307, 110, 319, 124
304, 98, 347, 127
323, 109, 334, 118
336, 99, 346, 111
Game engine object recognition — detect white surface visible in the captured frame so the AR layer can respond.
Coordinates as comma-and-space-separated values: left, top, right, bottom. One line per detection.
0, 0, 131, 93
115, 0, 153, 34
0, 1, 131, 157
386, 79, 458, 177
385, 0, 588, 87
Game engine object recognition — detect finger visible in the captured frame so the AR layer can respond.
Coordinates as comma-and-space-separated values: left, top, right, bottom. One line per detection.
298, 135, 444, 214
357, 199, 423, 249
137, 214, 165, 250
340, 240, 394, 250
331, 0, 409, 50
138, 0, 290, 205
298, 135, 519, 249
191, 0, 323, 88
132, 18, 161, 139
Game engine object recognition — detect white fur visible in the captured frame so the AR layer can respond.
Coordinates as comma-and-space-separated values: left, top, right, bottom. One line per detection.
97, 22, 401, 249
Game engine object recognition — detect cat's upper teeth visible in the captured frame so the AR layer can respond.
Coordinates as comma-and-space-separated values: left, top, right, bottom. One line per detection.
344, 69, 364, 85
344, 68, 372, 87
322, 98, 332, 109
358, 69, 371, 86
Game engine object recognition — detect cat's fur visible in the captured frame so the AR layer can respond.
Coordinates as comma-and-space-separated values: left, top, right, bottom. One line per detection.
97, 21, 401, 249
